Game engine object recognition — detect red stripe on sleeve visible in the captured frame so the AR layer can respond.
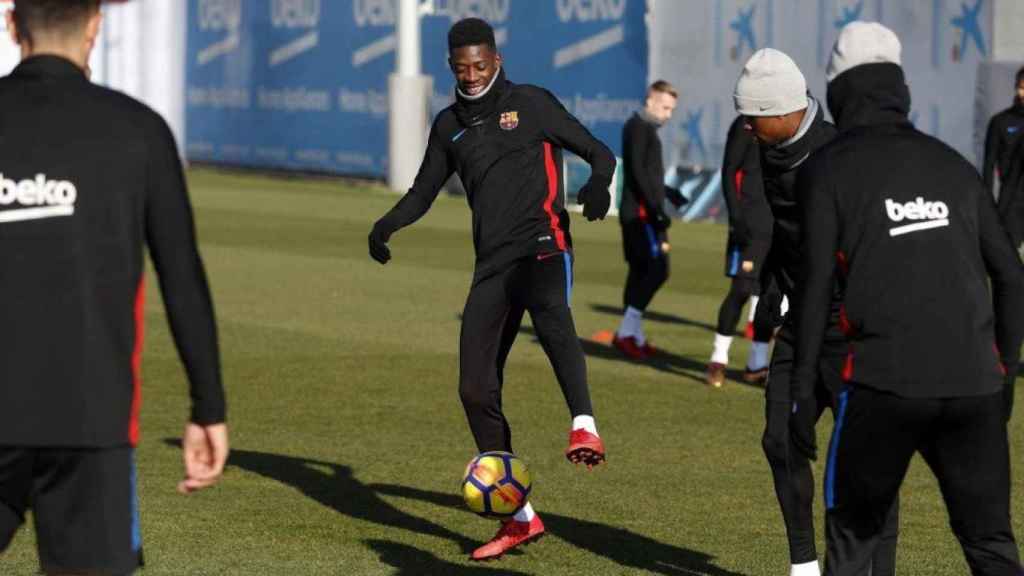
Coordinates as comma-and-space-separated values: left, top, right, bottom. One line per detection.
542, 142, 567, 251
129, 277, 145, 446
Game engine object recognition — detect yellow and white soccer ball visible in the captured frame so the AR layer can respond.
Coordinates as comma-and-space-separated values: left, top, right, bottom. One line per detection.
461, 451, 532, 517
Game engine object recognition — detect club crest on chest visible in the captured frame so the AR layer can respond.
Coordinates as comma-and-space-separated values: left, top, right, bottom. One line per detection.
499, 111, 519, 131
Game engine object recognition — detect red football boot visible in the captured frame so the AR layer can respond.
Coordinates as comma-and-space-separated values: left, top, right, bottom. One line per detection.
612, 333, 648, 359
471, 515, 545, 561
640, 339, 657, 357
565, 429, 606, 468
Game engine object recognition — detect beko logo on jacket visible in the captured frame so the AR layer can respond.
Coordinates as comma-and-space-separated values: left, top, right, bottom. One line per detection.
884, 197, 949, 237
0, 173, 77, 223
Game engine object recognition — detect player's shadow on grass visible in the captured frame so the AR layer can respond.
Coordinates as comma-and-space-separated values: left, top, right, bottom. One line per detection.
514, 324, 761, 390
368, 483, 748, 576
365, 539, 529, 576
166, 443, 523, 574
589, 303, 718, 334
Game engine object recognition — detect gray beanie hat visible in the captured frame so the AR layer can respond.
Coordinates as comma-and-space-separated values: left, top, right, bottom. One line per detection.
826, 21, 902, 82
734, 48, 808, 117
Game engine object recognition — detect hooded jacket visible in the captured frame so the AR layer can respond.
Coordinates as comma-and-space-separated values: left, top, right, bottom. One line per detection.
792, 63, 1024, 401
759, 96, 838, 299
982, 101, 1024, 194
375, 69, 616, 282
721, 116, 772, 269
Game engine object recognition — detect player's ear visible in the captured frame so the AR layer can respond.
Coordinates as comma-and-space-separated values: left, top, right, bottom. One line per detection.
5, 9, 19, 47
85, 9, 102, 47
494, 51, 502, 68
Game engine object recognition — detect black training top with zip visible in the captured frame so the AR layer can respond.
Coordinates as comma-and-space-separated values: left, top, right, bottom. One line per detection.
982, 102, 1024, 193
374, 69, 616, 283
793, 62, 1024, 401
721, 115, 772, 261
759, 97, 838, 300
619, 111, 664, 224
0, 56, 225, 447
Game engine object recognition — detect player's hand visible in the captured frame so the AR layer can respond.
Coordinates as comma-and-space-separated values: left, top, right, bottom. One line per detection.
651, 207, 672, 231
368, 221, 392, 264
178, 422, 229, 494
741, 260, 754, 273
664, 186, 689, 208
577, 183, 610, 221
789, 396, 818, 461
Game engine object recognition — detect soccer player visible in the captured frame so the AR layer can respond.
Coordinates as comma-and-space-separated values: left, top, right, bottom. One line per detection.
367, 18, 613, 560
0, 1, 229, 574
706, 115, 776, 387
982, 66, 1024, 196
613, 80, 687, 359
794, 22, 1024, 575
732, 48, 897, 576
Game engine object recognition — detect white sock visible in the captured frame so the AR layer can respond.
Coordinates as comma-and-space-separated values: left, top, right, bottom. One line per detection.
780, 295, 790, 317
747, 295, 760, 322
747, 341, 770, 370
617, 306, 643, 339
572, 415, 599, 436
710, 333, 733, 364
790, 560, 820, 576
514, 501, 535, 522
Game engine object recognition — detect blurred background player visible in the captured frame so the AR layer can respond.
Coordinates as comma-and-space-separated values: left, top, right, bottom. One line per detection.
368, 17, 614, 561
613, 79, 687, 359
706, 115, 776, 387
982, 66, 1024, 198
794, 22, 1024, 575
0, 1, 229, 574
733, 48, 897, 576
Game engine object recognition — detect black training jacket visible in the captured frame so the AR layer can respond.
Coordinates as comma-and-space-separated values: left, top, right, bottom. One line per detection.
619, 111, 664, 224
0, 56, 225, 447
721, 116, 772, 266
793, 63, 1024, 401
376, 73, 615, 282
759, 98, 838, 299
982, 102, 1024, 193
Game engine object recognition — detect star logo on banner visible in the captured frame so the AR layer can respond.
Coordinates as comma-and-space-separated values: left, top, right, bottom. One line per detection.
729, 5, 757, 61
834, 0, 864, 29
684, 108, 706, 160
951, 0, 986, 61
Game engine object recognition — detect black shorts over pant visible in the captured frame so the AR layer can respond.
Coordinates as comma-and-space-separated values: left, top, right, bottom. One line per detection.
763, 324, 898, 571
824, 387, 1020, 576
459, 253, 593, 454
0, 445, 142, 575
621, 221, 669, 312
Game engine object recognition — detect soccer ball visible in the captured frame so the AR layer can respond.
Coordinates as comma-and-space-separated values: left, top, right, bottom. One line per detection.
461, 451, 532, 517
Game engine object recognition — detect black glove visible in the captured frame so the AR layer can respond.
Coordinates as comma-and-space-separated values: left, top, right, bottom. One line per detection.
368, 221, 393, 265
664, 186, 689, 208
650, 206, 672, 231
789, 395, 818, 460
577, 182, 610, 221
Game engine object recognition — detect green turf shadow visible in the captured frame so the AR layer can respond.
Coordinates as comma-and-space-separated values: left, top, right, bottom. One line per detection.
368, 483, 750, 576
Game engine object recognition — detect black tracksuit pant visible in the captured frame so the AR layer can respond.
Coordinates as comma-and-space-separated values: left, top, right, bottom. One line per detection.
825, 387, 1020, 576
459, 253, 593, 453
764, 323, 898, 570
621, 221, 669, 312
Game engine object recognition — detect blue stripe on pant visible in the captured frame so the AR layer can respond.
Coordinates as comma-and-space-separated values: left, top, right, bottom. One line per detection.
825, 388, 850, 510
130, 449, 141, 552
563, 252, 573, 308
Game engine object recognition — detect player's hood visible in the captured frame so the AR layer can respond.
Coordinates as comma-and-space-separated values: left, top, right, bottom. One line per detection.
826, 62, 911, 132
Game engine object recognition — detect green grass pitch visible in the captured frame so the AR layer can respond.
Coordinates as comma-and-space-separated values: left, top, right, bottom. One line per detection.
3, 168, 1022, 575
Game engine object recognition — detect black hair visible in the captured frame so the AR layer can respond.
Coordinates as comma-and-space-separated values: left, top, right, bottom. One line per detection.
11, 0, 101, 47
1017, 65, 1024, 87
448, 18, 495, 52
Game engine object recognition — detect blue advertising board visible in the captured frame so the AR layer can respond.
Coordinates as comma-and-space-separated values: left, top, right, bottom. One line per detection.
186, 0, 647, 177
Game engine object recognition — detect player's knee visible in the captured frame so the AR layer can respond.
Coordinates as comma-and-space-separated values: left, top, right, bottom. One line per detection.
762, 428, 788, 465
458, 381, 491, 411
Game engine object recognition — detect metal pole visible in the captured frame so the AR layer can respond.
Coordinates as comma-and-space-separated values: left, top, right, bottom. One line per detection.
388, 0, 432, 191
